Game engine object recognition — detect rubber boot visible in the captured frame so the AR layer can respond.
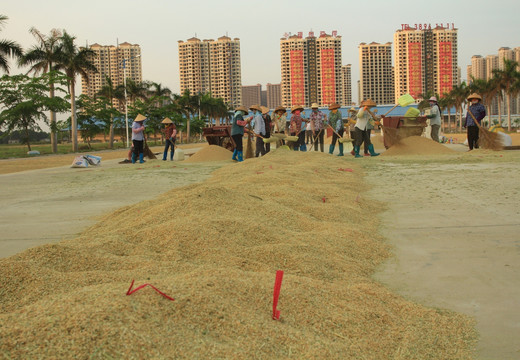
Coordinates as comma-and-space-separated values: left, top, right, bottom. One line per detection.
337, 143, 344, 156
368, 144, 380, 157
131, 152, 136, 164
237, 151, 243, 162
232, 149, 238, 161
163, 151, 167, 161
329, 144, 335, 154
354, 145, 362, 158
139, 153, 144, 163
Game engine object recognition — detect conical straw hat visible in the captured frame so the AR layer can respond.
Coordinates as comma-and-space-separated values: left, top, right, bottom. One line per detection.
135, 114, 146, 122
161, 117, 173, 124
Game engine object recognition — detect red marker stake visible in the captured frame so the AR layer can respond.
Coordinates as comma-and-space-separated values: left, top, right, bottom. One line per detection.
272, 270, 284, 320
126, 279, 175, 301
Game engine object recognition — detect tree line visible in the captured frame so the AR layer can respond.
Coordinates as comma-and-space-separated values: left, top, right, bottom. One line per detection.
0, 15, 230, 152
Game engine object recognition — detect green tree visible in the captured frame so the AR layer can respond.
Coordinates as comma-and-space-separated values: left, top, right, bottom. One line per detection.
448, 82, 469, 132
19, 28, 63, 153
0, 15, 23, 73
438, 93, 455, 133
492, 59, 520, 131
174, 89, 200, 143
97, 75, 120, 148
0, 73, 69, 151
55, 31, 97, 152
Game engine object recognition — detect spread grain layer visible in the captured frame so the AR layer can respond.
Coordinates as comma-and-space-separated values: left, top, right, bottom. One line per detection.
0, 148, 476, 359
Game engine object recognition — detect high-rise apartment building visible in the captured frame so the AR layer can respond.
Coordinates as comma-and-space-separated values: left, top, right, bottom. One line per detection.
280, 31, 342, 107
469, 55, 486, 82
394, 25, 458, 101
359, 42, 394, 104
178, 36, 242, 108
341, 65, 352, 106
241, 84, 262, 108
81, 42, 142, 111
266, 83, 281, 108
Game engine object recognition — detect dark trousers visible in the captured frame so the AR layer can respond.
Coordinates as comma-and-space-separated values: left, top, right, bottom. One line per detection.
255, 136, 266, 157
331, 128, 344, 146
354, 128, 371, 149
364, 129, 372, 153
313, 129, 325, 152
232, 134, 243, 152
467, 126, 479, 150
306, 130, 313, 144
132, 140, 144, 156
163, 139, 175, 159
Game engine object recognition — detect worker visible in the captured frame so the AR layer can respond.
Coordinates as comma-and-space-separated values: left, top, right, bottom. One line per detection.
354, 99, 379, 158
250, 104, 266, 157
231, 105, 250, 162
327, 103, 344, 156
161, 117, 176, 161
309, 103, 326, 152
426, 96, 442, 143
347, 108, 357, 155
289, 105, 305, 151
131, 114, 146, 164
261, 106, 272, 154
464, 93, 486, 151
271, 106, 287, 148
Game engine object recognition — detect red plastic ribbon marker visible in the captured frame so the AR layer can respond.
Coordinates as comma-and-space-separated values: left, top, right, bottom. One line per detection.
338, 168, 354, 172
322, 197, 326, 203
272, 270, 284, 320
126, 279, 175, 301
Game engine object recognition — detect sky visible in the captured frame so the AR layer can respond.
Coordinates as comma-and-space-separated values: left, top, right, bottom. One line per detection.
2, 0, 520, 104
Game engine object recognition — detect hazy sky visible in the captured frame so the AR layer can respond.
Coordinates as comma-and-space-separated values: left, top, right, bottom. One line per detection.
2, 0, 520, 102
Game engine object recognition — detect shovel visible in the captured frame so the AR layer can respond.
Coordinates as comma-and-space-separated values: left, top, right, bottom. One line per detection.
403, 107, 420, 118
382, 93, 415, 117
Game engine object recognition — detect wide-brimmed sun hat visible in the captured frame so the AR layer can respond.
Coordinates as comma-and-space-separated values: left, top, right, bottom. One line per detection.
429, 96, 438, 102
311, 103, 319, 109
467, 93, 482, 101
274, 106, 286, 113
360, 99, 376, 107
134, 114, 146, 122
291, 105, 304, 113
235, 105, 248, 113
249, 104, 262, 112
260, 106, 270, 115
161, 117, 173, 124
328, 103, 340, 110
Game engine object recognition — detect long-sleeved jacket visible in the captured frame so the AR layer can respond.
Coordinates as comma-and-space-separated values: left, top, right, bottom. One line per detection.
465, 103, 486, 127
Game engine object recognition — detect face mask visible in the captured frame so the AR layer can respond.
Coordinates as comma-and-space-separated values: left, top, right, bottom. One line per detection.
471, 100, 478, 105
312, 109, 318, 113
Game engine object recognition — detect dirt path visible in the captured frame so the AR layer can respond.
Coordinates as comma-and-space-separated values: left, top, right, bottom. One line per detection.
366, 151, 520, 360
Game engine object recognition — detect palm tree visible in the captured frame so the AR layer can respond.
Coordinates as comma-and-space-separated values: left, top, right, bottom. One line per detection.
97, 75, 118, 148
448, 82, 469, 132
174, 89, 200, 143
438, 93, 454, 133
0, 15, 23, 73
19, 28, 63, 153
55, 31, 97, 152
492, 59, 520, 131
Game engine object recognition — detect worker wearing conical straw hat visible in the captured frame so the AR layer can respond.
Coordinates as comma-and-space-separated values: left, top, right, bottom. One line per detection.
464, 93, 486, 151
289, 105, 306, 151
230, 105, 251, 161
161, 118, 176, 161
249, 104, 266, 157
272, 106, 287, 147
309, 103, 326, 152
426, 96, 442, 143
327, 103, 344, 156
131, 114, 146, 164
261, 106, 272, 154
354, 100, 379, 158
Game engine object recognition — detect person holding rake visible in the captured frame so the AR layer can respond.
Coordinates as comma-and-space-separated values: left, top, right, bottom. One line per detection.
354, 99, 380, 158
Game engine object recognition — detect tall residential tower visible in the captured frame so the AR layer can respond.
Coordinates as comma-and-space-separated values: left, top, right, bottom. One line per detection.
359, 42, 394, 104
178, 36, 242, 108
280, 31, 342, 107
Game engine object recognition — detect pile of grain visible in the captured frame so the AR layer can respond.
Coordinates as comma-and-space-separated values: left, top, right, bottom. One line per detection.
0, 148, 475, 359
382, 136, 456, 156
184, 145, 232, 163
